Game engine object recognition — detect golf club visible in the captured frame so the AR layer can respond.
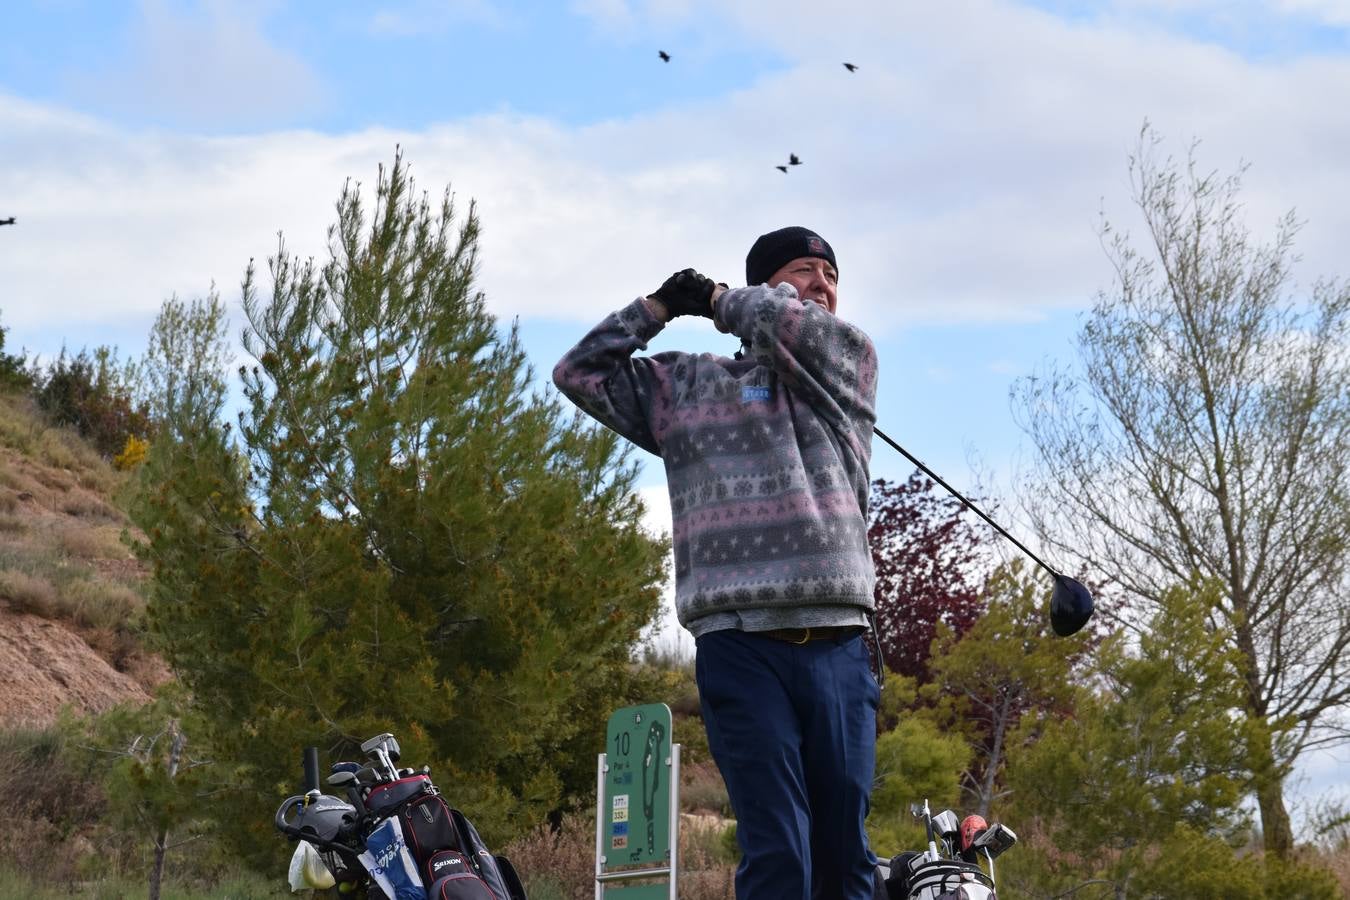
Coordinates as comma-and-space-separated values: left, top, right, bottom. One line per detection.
873, 426, 1094, 636
931, 809, 961, 855
327, 770, 358, 789
971, 823, 1017, 884
971, 823, 1017, 861
913, 800, 940, 862
360, 733, 401, 782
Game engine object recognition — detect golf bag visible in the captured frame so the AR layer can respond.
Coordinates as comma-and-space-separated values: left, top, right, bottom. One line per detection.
884, 853, 996, 900
878, 800, 1016, 900
276, 733, 527, 900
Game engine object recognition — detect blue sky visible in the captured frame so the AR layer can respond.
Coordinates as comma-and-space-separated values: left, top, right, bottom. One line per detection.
1, 1, 790, 131
3, 0, 1350, 814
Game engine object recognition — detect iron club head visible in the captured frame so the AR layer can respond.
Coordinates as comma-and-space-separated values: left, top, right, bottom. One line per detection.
1050, 574, 1094, 636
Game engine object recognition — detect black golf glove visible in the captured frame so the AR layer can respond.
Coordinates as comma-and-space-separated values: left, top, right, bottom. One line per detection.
649, 268, 717, 319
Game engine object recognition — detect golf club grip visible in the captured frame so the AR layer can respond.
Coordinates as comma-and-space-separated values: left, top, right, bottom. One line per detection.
303, 747, 320, 793
872, 427, 1058, 577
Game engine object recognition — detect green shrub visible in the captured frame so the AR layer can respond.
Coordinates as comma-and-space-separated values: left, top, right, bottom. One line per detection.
35, 347, 149, 459
0, 310, 33, 391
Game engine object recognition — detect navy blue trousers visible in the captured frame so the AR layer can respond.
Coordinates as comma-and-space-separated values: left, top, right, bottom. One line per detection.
695, 629, 880, 900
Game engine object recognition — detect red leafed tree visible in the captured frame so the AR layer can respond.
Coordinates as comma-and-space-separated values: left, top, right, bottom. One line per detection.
869, 472, 990, 682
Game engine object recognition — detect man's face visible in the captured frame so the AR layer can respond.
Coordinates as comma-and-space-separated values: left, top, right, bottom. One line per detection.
768, 256, 838, 314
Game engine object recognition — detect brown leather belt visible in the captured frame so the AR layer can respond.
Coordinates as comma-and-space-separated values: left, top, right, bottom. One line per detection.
757, 626, 866, 644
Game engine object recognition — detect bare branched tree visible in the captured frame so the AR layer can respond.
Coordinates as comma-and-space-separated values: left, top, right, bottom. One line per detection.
1012, 124, 1350, 857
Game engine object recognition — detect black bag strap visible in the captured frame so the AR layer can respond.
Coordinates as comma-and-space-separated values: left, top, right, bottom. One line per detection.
494, 855, 528, 900
449, 809, 513, 900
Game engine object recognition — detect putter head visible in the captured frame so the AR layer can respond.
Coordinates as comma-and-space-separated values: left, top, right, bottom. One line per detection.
1050, 575, 1094, 636
972, 823, 1017, 860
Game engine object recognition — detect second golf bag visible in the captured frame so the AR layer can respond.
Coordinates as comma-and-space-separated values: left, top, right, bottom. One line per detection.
877, 800, 1016, 900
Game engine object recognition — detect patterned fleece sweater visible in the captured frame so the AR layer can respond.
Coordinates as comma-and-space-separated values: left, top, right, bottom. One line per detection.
552, 283, 878, 637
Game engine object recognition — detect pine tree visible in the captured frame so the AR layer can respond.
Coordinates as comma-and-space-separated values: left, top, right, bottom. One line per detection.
130, 151, 668, 861
1002, 581, 1338, 898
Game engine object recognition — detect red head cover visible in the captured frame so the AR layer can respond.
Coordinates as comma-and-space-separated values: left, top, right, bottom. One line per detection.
960, 814, 988, 852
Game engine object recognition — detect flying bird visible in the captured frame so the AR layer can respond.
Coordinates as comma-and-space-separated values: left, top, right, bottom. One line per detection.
789, 153, 801, 166
0, 217, 14, 226
658, 50, 671, 62
775, 165, 788, 173
843, 62, 858, 72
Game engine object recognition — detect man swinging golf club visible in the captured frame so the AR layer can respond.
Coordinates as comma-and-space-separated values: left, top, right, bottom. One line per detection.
554, 226, 881, 900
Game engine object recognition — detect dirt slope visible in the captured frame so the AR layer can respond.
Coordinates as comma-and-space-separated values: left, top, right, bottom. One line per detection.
0, 394, 168, 727
0, 609, 152, 726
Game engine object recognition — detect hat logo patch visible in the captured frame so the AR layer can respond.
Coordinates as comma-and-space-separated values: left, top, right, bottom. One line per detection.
807, 237, 824, 253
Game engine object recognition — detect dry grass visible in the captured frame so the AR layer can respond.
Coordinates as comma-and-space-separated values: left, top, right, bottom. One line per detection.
56, 523, 128, 560
61, 578, 144, 631
682, 759, 732, 816
0, 569, 61, 617
503, 814, 598, 900
503, 809, 736, 900
0, 464, 50, 504
0, 400, 39, 455
0, 540, 74, 588
60, 492, 123, 522
0, 395, 122, 497
0, 565, 143, 637
1325, 845, 1350, 895
0, 513, 26, 533
0, 490, 17, 513
33, 466, 74, 493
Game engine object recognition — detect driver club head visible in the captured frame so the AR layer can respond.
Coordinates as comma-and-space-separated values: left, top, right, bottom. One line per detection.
931, 810, 960, 842
326, 770, 357, 788
1050, 574, 1094, 636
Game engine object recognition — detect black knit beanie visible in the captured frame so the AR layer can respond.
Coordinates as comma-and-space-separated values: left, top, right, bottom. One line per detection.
745, 226, 837, 286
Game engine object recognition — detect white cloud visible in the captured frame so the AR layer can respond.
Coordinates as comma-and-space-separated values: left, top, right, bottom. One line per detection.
1276, 0, 1350, 26
66, 0, 324, 129
369, 0, 511, 36
636, 484, 693, 657
4, 0, 1350, 356
570, 0, 635, 31
567, 0, 696, 34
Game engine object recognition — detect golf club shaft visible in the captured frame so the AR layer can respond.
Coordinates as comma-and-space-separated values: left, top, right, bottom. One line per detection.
873, 426, 1061, 580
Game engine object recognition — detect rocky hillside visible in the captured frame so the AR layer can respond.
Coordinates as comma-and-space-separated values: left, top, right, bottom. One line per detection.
0, 392, 166, 726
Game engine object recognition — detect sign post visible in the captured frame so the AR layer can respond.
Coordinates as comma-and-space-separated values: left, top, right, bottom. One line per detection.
595, 703, 680, 900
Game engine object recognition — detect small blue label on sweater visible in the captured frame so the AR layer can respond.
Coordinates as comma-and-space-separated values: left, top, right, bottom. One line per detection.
742, 385, 772, 403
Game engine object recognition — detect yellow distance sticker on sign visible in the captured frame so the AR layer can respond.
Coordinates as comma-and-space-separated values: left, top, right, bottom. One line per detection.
613, 808, 628, 822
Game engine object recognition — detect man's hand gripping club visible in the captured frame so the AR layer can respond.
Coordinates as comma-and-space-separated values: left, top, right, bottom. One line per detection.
646, 268, 726, 321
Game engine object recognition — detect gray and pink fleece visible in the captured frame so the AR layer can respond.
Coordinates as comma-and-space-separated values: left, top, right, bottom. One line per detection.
552, 283, 878, 637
